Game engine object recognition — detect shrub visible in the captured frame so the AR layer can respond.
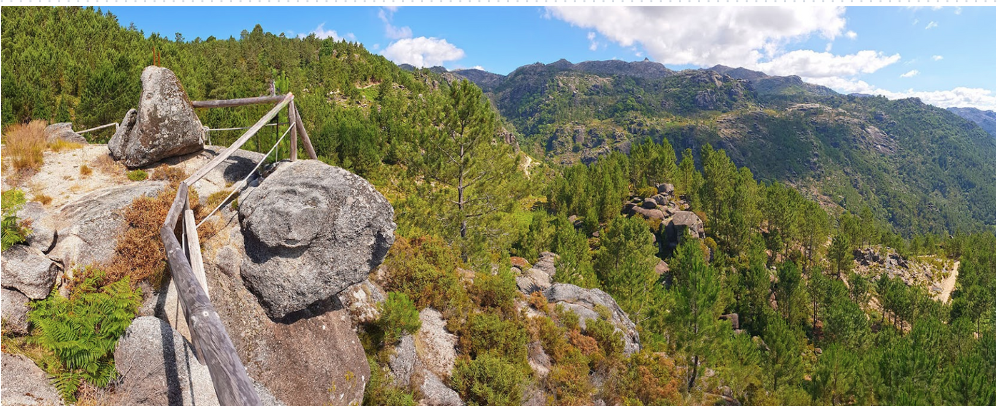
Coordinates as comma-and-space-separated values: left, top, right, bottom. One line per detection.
527, 291, 549, 312
603, 351, 683, 406
470, 266, 518, 315
362, 357, 416, 406
383, 236, 469, 313
28, 269, 141, 402
150, 164, 186, 183
1, 189, 30, 250
3, 120, 47, 172
543, 348, 594, 404
126, 170, 148, 181
584, 317, 624, 358
461, 312, 528, 364
205, 189, 236, 212
91, 154, 124, 176
451, 353, 525, 406
636, 186, 659, 198
79, 165, 92, 176
568, 329, 600, 357
378, 292, 421, 345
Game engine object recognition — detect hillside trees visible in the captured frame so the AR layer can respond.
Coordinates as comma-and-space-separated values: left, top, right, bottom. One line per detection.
664, 238, 723, 390
593, 215, 659, 320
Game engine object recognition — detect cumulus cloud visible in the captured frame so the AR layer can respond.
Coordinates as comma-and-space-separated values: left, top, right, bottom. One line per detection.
804, 76, 996, 110
925, 21, 938, 29
298, 23, 351, 40
547, 6, 847, 68
845, 30, 857, 39
587, 32, 599, 51
932, 55, 943, 61
382, 37, 465, 67
900, 70, 919, 78
755, 50, 901, 78
379, 7, 413, 40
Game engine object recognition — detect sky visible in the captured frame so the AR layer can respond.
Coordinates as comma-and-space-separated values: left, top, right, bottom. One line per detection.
105, 6, 997, 110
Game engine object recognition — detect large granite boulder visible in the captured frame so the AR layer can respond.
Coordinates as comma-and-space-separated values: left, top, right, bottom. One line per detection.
239, 160, 396, 319
1, 288, 31, 335
109, 66, 205, 168
44, 122, 87, 144
1, 245, 60, 300
48, 182, 168, 268
662, 211, 705, 251
1, 353, 64, 405
544, 284, 641, 355
114, 317, 283, 406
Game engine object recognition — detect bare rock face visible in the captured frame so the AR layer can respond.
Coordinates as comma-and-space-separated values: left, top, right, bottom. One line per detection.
48, 182, 168, 268
17, 202, 57, 253
1, 353, 64, 405
1, 245, 60, 300
544, 283, 641, 355
387, 308, 461, 405
239, 160, 396, 319
207, 228, 370, 406
415, 308, 458, 378
108, 66, 205, 168
1, 288, 31, 335
338, 279, 387, 326
114, 317, 283, 406
44, 122, 87, 144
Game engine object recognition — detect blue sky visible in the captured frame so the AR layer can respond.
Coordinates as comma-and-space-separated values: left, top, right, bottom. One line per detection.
105, 6, 996, 110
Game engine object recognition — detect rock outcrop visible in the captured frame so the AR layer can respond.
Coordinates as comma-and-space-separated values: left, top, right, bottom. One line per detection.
48, 182, 167, 268
114, 317, 283, 406
387, 308, 462, 405
239, 160, 396, 319
108, 66, 205, 168
1, 353, 64, 406
663, 211, 705, 249
544, 284, 641, 355
1, 288, 31, 335
44, 122, 87, 145
338, 279, 387, 325
1, 245, 60, 300
17, 202, 57, 253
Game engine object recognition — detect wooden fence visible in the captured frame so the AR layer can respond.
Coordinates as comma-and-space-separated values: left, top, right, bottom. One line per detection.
159, 93, 316, 405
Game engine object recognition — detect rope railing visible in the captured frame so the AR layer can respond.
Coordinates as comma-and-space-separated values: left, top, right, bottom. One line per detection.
160, 92, 318, 406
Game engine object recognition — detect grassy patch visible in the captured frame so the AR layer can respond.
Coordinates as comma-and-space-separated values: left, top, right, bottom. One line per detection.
126, 169, 147, 181
3, 120, 47, 172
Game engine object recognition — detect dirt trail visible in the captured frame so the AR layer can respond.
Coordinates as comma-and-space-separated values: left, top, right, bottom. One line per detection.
937, 261, 960, 303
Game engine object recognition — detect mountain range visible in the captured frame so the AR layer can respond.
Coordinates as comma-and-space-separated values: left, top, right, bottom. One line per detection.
448, 59, 996, 236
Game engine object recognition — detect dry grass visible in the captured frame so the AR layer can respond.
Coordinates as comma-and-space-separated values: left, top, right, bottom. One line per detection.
33, 193, 53, 205
79, 165, 92, 176
3, 120, 47, 172
91, 154, 125, 177
150, 164, 186, 183
48, 139, 83, 153
205, 188, 236, 211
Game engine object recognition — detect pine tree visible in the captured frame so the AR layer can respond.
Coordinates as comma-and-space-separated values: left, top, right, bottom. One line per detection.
665, 238, 723, 390
593, 215, 659, 321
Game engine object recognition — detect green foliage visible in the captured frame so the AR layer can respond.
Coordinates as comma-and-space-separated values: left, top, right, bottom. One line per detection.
382, 236, 470, 314
451, 353, 525, 406
593, 215, 659, 320
461, 312, 527, 365
1, 188, 30, 250
363, 357, 416, 406
470, 266, 518, 316
27, 270, 141, 402
126, 169, 148, 181
377, 292, 421, 346
663, 238, 723, 389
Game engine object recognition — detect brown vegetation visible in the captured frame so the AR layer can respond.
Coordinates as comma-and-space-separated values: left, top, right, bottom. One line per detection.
3, 120, 47, 172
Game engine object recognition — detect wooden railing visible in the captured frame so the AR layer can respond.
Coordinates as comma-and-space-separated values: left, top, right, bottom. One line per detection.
159, 93, 316, 405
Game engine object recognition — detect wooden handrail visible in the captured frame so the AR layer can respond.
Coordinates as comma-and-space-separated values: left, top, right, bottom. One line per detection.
192, 95, 288, 109
185, 93, 294, 185
292, 103, 318, 160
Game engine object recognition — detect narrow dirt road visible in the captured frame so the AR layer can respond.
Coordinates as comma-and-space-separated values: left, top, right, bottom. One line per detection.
937, 261, 960, 303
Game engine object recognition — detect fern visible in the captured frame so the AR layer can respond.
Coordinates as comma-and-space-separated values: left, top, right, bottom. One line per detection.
1, 188, 30, 250
27, 269, 141, 402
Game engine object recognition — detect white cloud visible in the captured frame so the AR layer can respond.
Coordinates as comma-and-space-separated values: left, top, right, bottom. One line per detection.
845, 30, 857, 39
547, 6, 848, 68
587, 32, 599, 51
954, 7, 962, 15
925, 21, 938, 29
804, 76, 997, 110
297, 23, 351, 41
755, 50, 901, 78
913, 19, 920, 25
379, 7, 413, 40
472, 65, 485, 71
901, 70, 919, 78
932, 55, 944, 61
825, 43, 833, 52
382, 37, 465, 67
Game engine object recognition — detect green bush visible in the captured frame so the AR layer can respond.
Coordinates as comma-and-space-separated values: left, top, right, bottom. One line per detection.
383, 236, 469, 313
636, 186, 659, 198
470, 266, 518, 315
461, 312, 527, 364
584, 316, 624, 358
362, 357, 416, 406
27, 270, 141, 402
378, 292, 421, 346
126, 169, 148, 181
451, 353, 525, 406
1, 189, 30, 250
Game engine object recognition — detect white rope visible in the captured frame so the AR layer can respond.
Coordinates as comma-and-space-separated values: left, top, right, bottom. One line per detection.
76, 122, 118, 134
195, 124, 293, 229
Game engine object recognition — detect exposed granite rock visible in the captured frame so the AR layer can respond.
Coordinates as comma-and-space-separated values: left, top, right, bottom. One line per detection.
0, 353, 64, 405
44, 122, 87, 145
1, 288, 31, 335
544, 283, 641, 355
1, 245, 60, 300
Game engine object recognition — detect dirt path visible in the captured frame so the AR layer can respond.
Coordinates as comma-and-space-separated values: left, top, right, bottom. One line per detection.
937, 260, 960, 303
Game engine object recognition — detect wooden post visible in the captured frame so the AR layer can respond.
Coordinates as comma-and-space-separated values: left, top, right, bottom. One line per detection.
161, 183, 262, 406
292, 104, 318, 160
289, 102, 298, 162
184, 209, 209, 300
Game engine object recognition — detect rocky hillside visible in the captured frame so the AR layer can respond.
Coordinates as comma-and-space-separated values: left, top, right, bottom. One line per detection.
947, 106, 996, 135
452, 60, 996, 237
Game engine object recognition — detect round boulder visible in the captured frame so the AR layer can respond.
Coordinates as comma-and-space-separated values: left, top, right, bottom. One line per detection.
239, 160, 396, 319
1, 245, 60, 300
44, 122, 87, 145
